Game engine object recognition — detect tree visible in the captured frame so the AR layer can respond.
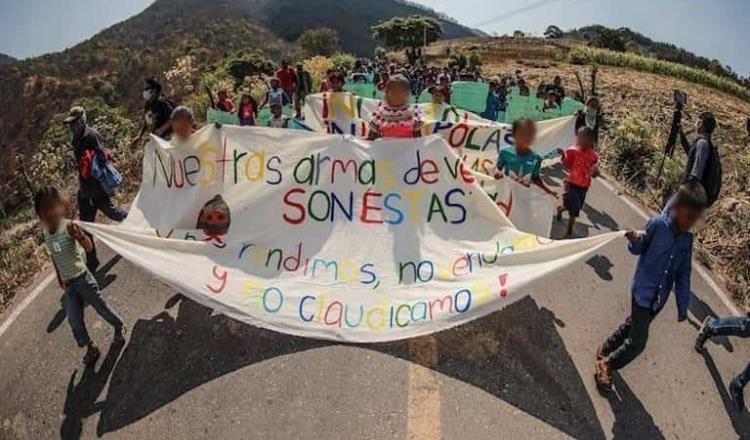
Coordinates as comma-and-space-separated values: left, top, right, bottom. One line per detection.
544, 25, 563, 39
371, 15, 443, 52
223, 51, 275, 87
297, 28, 340, 58
585, 26, 626, 52
513, 30, 525, 38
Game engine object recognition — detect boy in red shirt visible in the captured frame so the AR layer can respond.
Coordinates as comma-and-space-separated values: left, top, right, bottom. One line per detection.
556, 127, 599, 238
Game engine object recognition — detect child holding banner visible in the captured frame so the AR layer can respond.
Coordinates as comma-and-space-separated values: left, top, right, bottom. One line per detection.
495, 118, 558, 198
595, 182, 706, 393
368, 75, 422, 139
557, 127, 599, 238
35, 186, 126, 366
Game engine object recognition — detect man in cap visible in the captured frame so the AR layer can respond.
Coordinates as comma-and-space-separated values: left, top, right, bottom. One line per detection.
64, 106, 128, 271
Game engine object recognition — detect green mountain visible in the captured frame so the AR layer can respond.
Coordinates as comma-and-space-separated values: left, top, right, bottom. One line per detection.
0, 0, 478, 184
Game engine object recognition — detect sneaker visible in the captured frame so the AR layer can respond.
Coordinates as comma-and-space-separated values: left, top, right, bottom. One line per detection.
730, 378, 746, 412
83, 344, 101, 366
595, 359, 613, 393
695, 316, 715, 353
114, 325, 128, 342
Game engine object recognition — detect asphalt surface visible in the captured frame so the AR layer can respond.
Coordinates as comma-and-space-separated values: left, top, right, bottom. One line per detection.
2, 166, 749, 440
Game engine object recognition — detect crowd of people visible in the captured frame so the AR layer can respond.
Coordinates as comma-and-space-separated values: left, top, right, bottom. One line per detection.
32, 54, 750, 416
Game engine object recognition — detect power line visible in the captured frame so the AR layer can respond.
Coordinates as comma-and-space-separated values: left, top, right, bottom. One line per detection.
473, 0, 569, 28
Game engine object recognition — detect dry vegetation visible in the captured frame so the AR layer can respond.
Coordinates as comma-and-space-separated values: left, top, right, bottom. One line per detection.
429, 38, 750, 306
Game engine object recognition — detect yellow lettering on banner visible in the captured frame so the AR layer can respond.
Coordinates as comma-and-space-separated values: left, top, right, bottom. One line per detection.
376, 160, 398, 192
197, 143, 217, 186
330, 93, 356, 119
243, 150, 266, 181
403, 191, 426, 225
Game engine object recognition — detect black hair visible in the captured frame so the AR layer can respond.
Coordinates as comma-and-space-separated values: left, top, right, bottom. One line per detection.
674, 181, 708, 211
512, 117, 535, 134
329, 71, 345, 83
699, 112, 717, 134
577, 126, 595, 138
34, 186, 63, 215
145, 78, 162, 95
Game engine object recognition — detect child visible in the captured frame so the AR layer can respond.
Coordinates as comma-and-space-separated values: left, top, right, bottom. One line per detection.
430, 85, 449, 106
496, 118, 558, 198
260, 78, 291, 110
557, 127, 600, 238
368, 74, 422, 139
170, 106, 195, 143
328, 71, 345, 93
268, 103, 290, 129
238, 93, 258, 127
696, 315, 750, 411
595, 182, 707, 392
35, 186, 126, 365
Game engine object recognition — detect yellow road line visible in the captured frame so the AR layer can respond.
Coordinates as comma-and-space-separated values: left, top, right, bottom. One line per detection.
406, 335, 442, 440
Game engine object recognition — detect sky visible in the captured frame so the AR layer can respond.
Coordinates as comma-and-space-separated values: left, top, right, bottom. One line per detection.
0, 0, 748, 76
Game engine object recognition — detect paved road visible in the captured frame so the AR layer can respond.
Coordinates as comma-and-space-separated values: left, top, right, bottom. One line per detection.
2, 168, 749, 440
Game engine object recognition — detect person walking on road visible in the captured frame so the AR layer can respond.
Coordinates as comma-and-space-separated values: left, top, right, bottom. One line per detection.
595, 182, 707, 392
35, 186, 126, 366
63, 106, 128, 272
696, 315, 750, 411
664, 112, 722, 211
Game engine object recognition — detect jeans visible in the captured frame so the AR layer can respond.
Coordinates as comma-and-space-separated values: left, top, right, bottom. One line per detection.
601, 299, 657, 370
78, 190, 127, 267
707, 316, 750, 388
63, 272, 124, 347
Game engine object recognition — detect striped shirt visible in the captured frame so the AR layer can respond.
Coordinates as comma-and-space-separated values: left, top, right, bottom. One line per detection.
44, 220, 87, 281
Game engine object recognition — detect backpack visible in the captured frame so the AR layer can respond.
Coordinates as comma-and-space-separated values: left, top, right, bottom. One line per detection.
702, 139, 722, 207
91, 151, 123, 196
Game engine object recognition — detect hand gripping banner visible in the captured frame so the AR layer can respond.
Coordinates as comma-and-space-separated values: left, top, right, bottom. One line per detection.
83, 126, 621, 342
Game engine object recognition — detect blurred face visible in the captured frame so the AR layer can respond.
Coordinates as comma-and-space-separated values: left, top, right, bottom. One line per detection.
218, 91, 227, 99
38, 199, 65, 231
172, 116, 193, 141
386, 82, 410, 107
431, 90, 446, 104
241, 96, 250, 104
514, 123, 536, 152
672, 203, 701, 232
330, 76, 344, 92
271, 79, 280, 89
577, 132, 594, 149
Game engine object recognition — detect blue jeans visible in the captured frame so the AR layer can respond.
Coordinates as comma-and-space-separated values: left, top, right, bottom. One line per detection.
63, 272, 124, 347
707, 316, 750, 387
78, 190, 128, 268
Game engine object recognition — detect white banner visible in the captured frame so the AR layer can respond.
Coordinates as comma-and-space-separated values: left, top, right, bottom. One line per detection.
84, 126, 620, 342
304, 92, 574, 236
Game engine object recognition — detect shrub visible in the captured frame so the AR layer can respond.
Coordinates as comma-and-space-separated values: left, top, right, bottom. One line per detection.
567, 47, 750, 102
604, 116, 656, 188
330, 52, 356, 71
297, 28, 339, 58
303, 56, 334, 90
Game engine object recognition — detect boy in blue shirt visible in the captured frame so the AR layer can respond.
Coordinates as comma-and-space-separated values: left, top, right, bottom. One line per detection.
495, 118, 558, 198
595, 181, 707, 392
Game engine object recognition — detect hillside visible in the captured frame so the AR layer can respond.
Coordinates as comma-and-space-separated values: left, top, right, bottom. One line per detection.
562, 25, 750, 88
0, 0, 478, 194
0, 53, 15, 67
429, 37, 750, 305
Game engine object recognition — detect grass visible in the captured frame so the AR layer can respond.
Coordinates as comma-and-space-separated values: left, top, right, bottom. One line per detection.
566, 47, 750, 102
